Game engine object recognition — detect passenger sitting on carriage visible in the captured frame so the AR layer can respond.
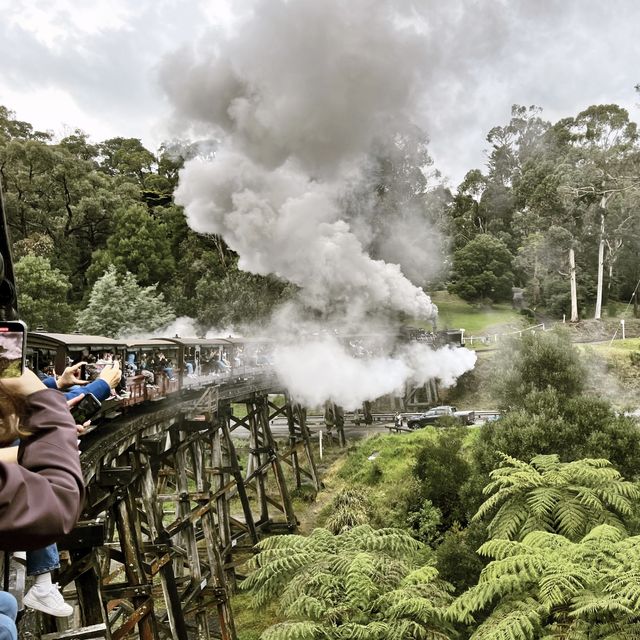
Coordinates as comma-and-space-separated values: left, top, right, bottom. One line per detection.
155, 352, 176, 382
183, 353, 195, 378
125, 353, 137, 376
139, 356, 156, 387
212, 350, 229, 374
85, 354, 99, 381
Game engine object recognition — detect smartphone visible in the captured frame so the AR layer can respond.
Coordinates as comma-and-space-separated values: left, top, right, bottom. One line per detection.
0, 320, 27, 378
71, 393, 102, 424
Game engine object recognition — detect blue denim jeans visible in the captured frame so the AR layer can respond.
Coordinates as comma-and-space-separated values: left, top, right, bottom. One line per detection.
27, 543, 60, 576
0, 592, 17, 640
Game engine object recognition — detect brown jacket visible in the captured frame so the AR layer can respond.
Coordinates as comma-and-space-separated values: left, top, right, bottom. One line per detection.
0, 389, 85, 550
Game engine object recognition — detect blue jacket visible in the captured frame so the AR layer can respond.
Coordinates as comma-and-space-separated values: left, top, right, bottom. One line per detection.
43, 378, 111, 402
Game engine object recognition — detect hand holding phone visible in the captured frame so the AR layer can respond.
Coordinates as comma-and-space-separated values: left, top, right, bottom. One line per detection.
70, 393, 102, 425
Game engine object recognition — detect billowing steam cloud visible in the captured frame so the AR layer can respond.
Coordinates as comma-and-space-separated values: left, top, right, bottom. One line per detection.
162, 0, 477, 403
275, 339, 477, 410
163, 0, 443, 318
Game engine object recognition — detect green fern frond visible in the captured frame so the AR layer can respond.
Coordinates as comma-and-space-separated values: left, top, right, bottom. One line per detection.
334, 621, 390, 640
282, 594, 328, 621
401, 565, 440, 586
471, 599, 541, 640
260, 621, 325, 640
478, 537, 538, 560
580, 523, 627, 545
569, 593, 637, 620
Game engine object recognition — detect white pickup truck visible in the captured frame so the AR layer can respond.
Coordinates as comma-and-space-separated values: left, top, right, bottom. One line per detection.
404, 405, 475, 429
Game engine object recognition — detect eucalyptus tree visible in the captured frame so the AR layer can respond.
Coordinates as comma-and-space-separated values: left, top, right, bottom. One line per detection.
556, 104, 640, 319
86, 202, 176, 288
448, 234, 514, 303
0, 109, 144, 299
14, 255, 74, 332
76, 265, 175, 338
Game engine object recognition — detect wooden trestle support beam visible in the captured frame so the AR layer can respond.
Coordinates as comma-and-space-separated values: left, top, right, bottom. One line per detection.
18, 379, 320, 640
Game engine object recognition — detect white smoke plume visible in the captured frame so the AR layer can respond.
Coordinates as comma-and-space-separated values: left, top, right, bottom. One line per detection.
162, 0, 479, 404
163, 0, 443, 319
274, 338, 477, 411
119, 316, 239, 341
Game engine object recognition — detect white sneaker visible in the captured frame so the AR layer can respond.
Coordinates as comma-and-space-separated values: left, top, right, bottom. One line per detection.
24, 583, 74, 617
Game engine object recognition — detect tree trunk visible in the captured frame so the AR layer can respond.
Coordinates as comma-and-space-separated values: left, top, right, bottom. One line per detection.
594, 211, 605, 320
569, 247, 579, 322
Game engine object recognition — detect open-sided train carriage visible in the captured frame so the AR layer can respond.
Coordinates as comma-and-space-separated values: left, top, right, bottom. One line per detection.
27, 332, 126, 377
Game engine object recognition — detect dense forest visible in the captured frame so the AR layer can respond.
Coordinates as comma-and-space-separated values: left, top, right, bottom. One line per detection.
2, 101, 640, 336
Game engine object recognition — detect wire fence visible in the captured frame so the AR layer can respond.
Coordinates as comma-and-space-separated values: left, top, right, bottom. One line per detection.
461, 323, 546, 347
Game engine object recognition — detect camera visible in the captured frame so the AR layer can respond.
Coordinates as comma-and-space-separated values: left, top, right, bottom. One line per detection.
0, 320, 27, 378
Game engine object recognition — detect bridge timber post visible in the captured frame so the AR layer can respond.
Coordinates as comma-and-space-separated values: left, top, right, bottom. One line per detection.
282, 396, 321, 492
242, 394, 297, 532
323, 401, 346, 447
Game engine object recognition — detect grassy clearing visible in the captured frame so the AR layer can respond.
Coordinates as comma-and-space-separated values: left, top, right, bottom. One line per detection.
427, 291, 524, 336
577, 339, 640, 409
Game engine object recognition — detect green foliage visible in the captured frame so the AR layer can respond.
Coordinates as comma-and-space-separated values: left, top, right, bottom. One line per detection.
448, 235, 515, 303
240, 525, 456, 640
336, 430, 442, 529
324, 489, 374, 534
76, 265, 175, 337
14, 255, 74, 332
412, 427, 471, 530
474, 454, 639, 541
492, 329, 585, 410
473, 389, 640, 480
405, 499, 442, 545
448, 525, 640, 637
435, 522, 488, 594
195, 267, 294, 329
87, 203, 175, 287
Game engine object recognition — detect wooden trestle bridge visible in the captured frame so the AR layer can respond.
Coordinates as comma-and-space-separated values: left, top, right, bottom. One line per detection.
20, 371, 321, 640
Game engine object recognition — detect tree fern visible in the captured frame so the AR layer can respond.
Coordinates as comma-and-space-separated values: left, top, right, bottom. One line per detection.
448, 525, 640, 638
473, 454, 638, 541
240, 525, 456, 639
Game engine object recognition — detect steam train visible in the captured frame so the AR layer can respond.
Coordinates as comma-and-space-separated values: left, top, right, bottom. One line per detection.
27, 331, 274, 412
26, 327, 464, 417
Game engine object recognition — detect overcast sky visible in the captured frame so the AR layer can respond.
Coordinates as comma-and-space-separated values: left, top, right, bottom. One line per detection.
2, 0, 639, 186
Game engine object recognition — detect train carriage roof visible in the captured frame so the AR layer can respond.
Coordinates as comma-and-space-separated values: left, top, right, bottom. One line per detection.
126, 338, 177, 349
158, 337, 234, 347
28, 332, 125, 349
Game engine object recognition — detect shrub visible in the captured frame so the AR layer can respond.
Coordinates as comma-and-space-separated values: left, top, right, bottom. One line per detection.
435, 522, 487, 594
406, 499, 442, 545
412, 427, 471, 529
492, 328, 585, 410
473, 389, 640, 479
